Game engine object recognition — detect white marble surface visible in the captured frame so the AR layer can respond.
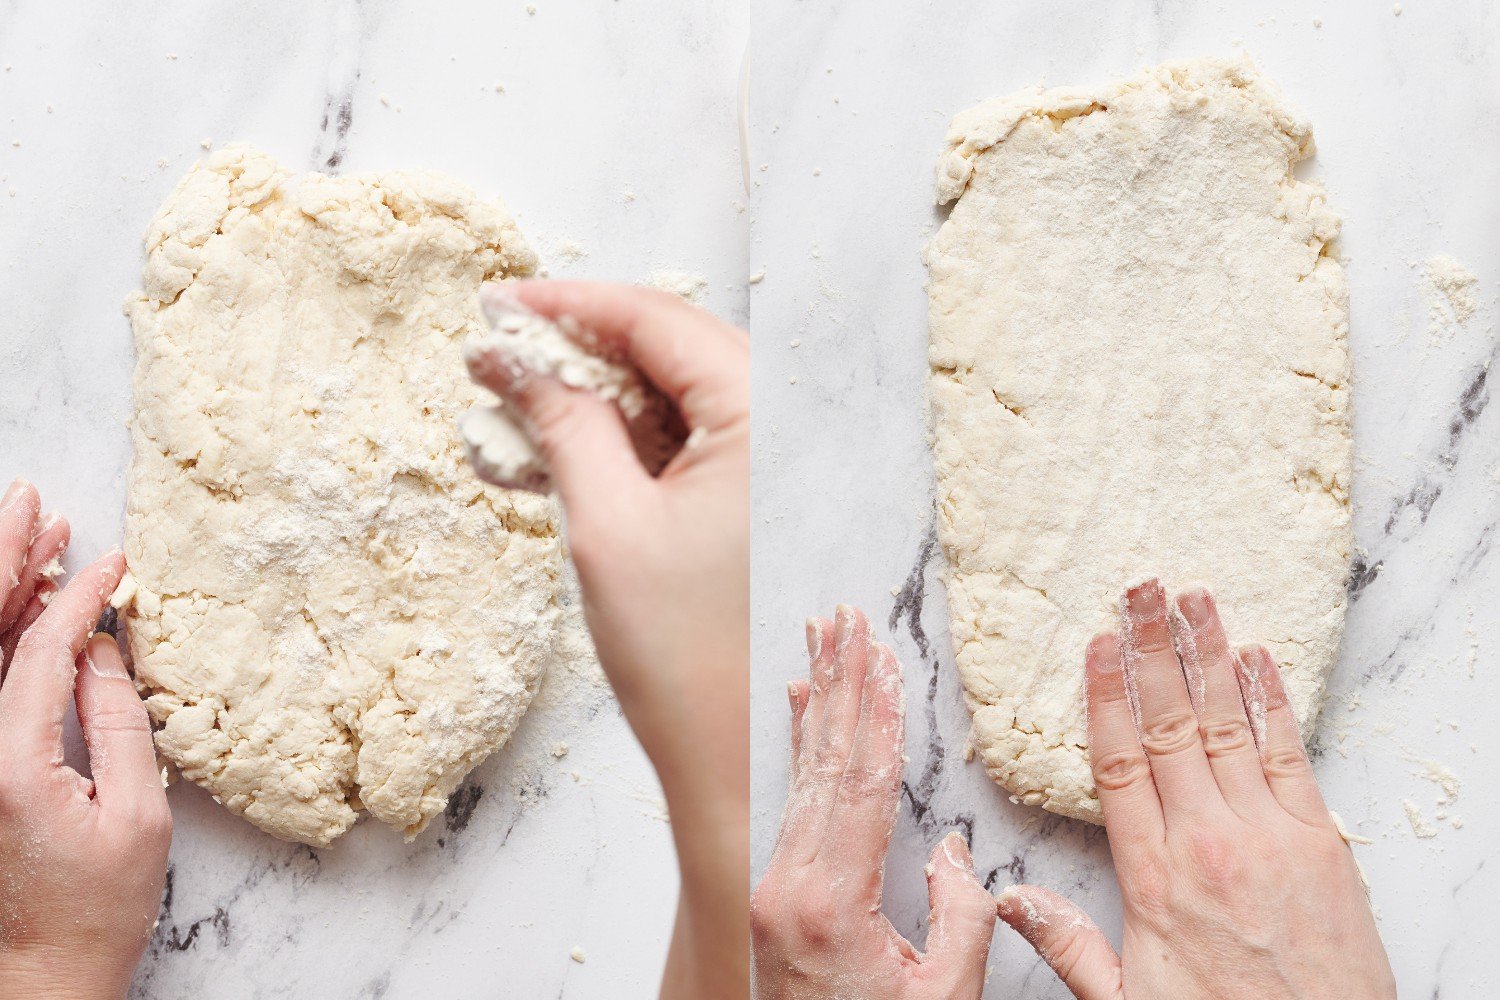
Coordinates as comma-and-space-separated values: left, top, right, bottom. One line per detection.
0, 2, 747, 997
751, 1, 1497, 997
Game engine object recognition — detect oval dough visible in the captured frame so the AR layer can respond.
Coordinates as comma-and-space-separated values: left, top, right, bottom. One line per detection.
124, 146, 559, 847
926, 57, 1351, 823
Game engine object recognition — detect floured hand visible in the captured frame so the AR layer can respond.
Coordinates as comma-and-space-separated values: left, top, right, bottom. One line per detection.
0, 479, 69, 667
751, 606, 998, 999
466, 281, 749, 999
0, 534, 171, 1000
996, 580, 1394, 1000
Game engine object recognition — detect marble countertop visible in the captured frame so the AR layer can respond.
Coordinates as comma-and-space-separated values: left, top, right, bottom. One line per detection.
0, 2, 747, 997
750, 1, 1497, 997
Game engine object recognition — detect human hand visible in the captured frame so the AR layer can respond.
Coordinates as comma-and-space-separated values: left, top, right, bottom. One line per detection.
995, 580, 1394, 1000
751, 606, 998, 999
0, 536, 172, 1000
465, 281, 748, 997
0, 478, 71, 667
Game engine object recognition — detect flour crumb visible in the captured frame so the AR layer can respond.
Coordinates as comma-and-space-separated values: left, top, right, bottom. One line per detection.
552, 741, 569, 759
570, 946, 586, 963
749, 269, 766, 285
1420, 255, 1479, 341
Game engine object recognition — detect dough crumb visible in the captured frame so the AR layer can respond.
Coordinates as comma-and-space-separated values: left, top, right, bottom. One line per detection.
552, 741, 569, 759
1403, 800, 1437, 839
569, 946, 586, 963
645, 269, 709, 304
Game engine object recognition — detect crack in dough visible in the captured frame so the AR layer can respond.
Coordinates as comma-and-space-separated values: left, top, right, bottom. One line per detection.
926, 57, 1352, 824
123, 145, 563, 847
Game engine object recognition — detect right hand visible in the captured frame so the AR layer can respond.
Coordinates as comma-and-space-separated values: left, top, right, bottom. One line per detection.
996, 580, 1395, 999
751, 606, 998, 999
466, 281, 749, 998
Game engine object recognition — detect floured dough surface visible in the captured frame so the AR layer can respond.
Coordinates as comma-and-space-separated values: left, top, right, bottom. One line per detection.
927, 57, 1351, 823
124, 145, 561, 847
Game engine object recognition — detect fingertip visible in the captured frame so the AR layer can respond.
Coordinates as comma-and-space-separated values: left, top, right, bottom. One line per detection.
1085, 632, 1122, 669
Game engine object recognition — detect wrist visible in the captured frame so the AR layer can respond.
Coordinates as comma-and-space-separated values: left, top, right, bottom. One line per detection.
0, 945, 129, 1000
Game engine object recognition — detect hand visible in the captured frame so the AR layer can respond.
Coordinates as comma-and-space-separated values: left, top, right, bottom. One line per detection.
0, 487, 172, 1000
465, 281, 749, 998
996, 580, 1394, 1000
751, 606, 998, 999
0, 478, 70, 666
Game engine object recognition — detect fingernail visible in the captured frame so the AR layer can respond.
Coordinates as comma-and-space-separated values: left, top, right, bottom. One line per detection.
1, 477, 30, 513
84, 637, 128, 678
1123, 578, 1163, 621
942, 830, 973, 869
786, 681, 799, 709
1176, 587, 1214, 630
1086, 634, 1122, 673
805, 618, 821, 659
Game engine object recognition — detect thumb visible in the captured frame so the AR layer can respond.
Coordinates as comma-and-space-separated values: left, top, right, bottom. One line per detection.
995, 884, 1123, 1000
466, 340, 649, 506
919, 832, 997, 996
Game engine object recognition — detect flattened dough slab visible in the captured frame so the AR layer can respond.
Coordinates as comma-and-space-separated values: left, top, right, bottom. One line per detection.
926, 57, 1351, 823
124, 146, 561, 846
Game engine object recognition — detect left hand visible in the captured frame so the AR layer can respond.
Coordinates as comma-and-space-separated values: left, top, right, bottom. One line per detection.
751, 605, 998, 999
0, 478, 70, 666
0, 479, 172, 1000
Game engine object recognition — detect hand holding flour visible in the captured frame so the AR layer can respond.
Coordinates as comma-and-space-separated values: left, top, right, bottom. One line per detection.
997, 580, 1394, 1000
465, 281, 749, 997
0, 481, 171, 1000
751, 606, 999, 1000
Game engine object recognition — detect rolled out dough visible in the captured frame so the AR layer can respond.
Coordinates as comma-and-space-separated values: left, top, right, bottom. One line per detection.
124, 146, 563, 846
926, 57, 1351, 823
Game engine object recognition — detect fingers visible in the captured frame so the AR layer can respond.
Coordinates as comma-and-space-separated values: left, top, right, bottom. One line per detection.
0, 478, 41, 630
1172, 589, 1277, 817
464, 345, 650, 503
786, 678, 810, 777
996, 885, 1124, 1000
0, 551, 126, 756
1084, 633, 1163, 853
1120, 579, 1217, 819
510, 280, 749, 432
822, 642, 905, 884
1, 580, 56, 678
1236, 645, 1329, 826
0, 510, 69, 631
918, 833, 997, 997
74, 634, 164, 810
770, 614, 835, 864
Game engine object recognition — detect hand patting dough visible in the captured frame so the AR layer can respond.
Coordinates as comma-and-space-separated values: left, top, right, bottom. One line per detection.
124, 145, 561, 847
927, 57, 1351, 823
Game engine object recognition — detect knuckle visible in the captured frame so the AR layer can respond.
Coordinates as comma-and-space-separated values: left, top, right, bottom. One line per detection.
1139, 712, 1201, 756
1199, 718, 1252, 756
1045, 926, 1095, 981
1124, 855, 1173, 914
750, 878, 839, 950
1091, 749, 1152, 792
1184, 830, 1245, 896
1262, 745, 1311, 779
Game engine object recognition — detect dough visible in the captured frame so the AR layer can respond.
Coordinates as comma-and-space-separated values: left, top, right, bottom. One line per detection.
124, 145, 562, 847
926, 57, 1351, 823
460, 290, 682, 490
